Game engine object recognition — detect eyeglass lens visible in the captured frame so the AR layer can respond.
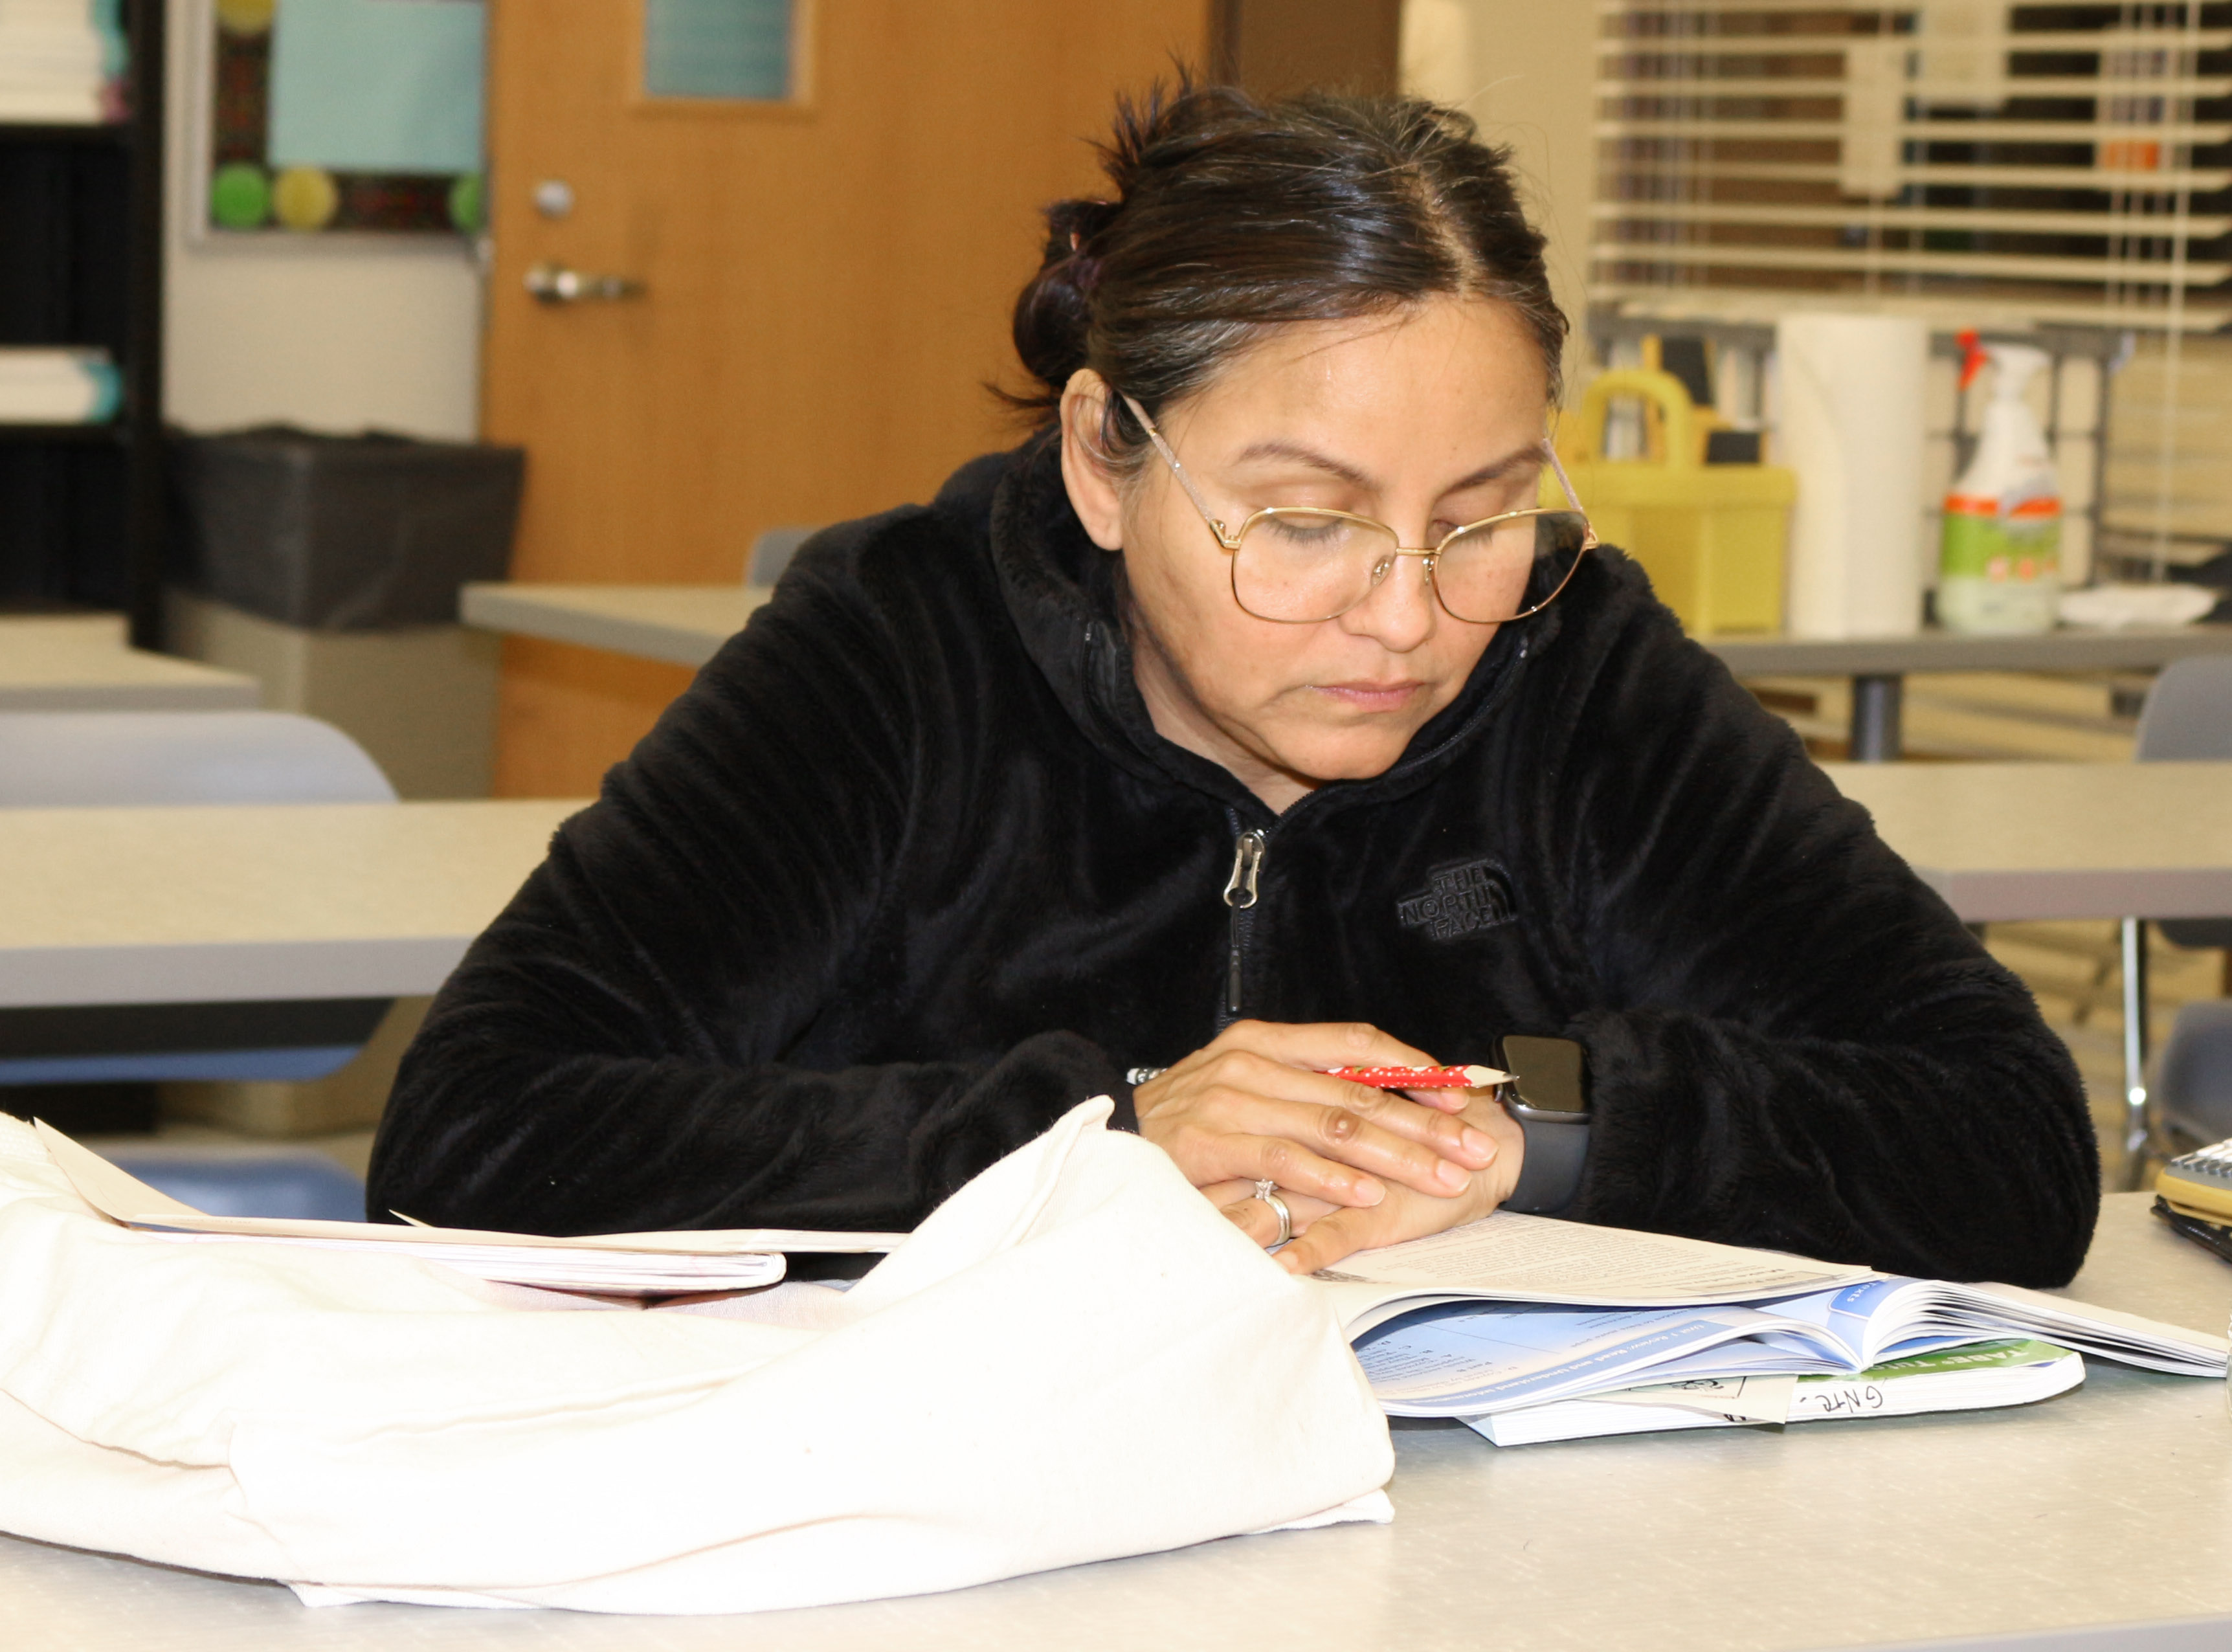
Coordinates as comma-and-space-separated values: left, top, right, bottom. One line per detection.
1231, 510, 1592, 625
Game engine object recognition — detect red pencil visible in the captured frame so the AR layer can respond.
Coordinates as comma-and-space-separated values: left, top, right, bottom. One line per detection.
1324, 1064, 1508, 1090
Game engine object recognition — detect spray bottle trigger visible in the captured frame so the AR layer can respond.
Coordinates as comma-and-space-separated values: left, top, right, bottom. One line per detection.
1957, 328, 1987, 392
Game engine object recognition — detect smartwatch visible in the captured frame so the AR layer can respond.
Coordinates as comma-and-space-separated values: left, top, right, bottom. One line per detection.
1498, 1034, 1590, 1215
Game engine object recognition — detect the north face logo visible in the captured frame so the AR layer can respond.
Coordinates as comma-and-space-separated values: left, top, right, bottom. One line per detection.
1396, 859, 1518, 942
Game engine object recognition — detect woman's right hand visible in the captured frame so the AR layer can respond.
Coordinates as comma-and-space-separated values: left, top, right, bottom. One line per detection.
1130, 1020, 1503, 1212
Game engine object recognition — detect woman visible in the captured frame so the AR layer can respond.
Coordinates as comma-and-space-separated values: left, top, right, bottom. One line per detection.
370, 87, 2098, 1285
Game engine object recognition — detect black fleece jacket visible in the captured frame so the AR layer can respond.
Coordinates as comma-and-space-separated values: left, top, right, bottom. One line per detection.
370, 432, 2099, 1285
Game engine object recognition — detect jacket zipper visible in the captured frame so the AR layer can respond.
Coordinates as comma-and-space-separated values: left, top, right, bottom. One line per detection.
1220, 812, 1267, 1028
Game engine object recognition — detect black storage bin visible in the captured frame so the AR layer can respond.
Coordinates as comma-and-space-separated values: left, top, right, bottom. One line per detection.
170, 427, 525, 631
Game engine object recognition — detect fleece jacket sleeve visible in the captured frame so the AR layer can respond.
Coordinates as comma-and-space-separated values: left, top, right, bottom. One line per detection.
1553, 600, 2100, 1286
366, 523, 1130, 1238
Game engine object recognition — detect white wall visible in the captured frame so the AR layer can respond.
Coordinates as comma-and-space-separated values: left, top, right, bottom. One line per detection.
1401, 0, 1596, 390
162, 0, 483, 438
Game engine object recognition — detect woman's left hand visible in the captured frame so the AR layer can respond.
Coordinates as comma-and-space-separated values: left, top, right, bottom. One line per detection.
1203, 1088, 1525, 1273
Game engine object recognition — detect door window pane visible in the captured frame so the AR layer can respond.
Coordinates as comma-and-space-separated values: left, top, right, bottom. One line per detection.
643, 0, 792, 101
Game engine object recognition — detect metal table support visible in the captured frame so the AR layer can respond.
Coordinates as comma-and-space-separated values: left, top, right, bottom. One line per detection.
2121, 916, 2152, 1188
1848, 675, 1905, 763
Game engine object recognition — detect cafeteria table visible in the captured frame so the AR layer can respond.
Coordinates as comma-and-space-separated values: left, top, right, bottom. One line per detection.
1, 1192, 2226, 1652
0, 799, 586, 1009
0, 614, 259, 711
1827, 761, 2232, 1170
455, 585, 2232, 763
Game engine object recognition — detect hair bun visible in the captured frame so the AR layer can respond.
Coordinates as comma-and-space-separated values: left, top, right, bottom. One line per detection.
1010, 197, 1120, 397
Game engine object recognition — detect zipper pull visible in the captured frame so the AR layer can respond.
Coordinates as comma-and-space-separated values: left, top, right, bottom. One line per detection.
1223, 829, 1266, 910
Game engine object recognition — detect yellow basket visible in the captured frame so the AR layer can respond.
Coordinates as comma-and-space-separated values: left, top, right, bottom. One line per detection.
1547, 369, 1796, 637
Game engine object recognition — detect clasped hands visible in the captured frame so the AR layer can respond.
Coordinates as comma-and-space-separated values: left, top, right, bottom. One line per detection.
1130, 1020, 1524, 1275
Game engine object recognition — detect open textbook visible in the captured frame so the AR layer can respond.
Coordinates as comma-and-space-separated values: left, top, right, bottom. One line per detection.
1317, 1212, 2229, 1431
35, 1121, 904, 1295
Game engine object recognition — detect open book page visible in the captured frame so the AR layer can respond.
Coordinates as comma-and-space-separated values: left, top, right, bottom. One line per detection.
1937, 1280, 2229, 1376
1313, 1211, 1873, 1330
34, 1121, 906, 1295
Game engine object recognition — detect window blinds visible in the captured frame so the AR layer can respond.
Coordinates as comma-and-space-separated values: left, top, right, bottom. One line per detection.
1592, 1, 2232, 333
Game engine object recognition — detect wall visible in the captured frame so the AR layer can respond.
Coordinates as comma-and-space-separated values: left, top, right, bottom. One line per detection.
1219, 0, 1403, 96
162, 0, 482, 438
1400, 0, 1596, 391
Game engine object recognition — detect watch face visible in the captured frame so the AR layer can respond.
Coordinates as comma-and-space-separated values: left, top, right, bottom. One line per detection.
1500, 1035, 1588, 1116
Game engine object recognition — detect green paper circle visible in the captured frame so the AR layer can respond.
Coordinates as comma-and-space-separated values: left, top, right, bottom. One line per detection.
210, 162, 271, 230
447, 173, 485, 234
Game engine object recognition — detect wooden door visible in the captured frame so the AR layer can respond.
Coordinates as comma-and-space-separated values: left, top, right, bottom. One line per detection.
482, 0, 1210, 797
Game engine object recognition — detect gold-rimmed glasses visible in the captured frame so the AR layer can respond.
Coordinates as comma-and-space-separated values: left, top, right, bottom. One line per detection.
1120, 393, 1597, 626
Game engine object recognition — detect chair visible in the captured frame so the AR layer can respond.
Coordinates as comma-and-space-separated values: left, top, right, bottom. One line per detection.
2121, 658, 2232, 1172
0, 711, 397, 1089
2156, 1001, 2232, 1149
746, 524, 820, 587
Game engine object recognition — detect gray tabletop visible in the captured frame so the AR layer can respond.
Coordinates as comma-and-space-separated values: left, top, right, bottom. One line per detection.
1704, 625, 2232, 679
3, 1194, 2227, 1652
456, 585, 2232, 686
6, 766, 2220, 1014
1824, 761, 2232, 922
458, 585, 767, 669
0, 800, 586, 1009
0, 616, 260, 711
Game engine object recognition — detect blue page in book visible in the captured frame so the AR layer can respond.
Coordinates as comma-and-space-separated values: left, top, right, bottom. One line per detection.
1352, 1299, 1850, 1416
1741, 1277, 1981, 1368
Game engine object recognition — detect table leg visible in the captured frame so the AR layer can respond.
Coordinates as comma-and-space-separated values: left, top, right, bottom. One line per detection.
1848, 674, 1904, 762
2121, 916, 2150, 1189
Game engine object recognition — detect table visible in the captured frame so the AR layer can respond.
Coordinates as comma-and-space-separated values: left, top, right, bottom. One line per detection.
0, 799, 586, 1009
1703, 627, 2232, 761
17, 768, 2222, 999
459, 584, 768, 669
1824, 762, 2232, 925
0, 614, 260, 711
2, 1192, 2226, 1652
1827, 761, 2232, 1168
456, 588, 2232, 766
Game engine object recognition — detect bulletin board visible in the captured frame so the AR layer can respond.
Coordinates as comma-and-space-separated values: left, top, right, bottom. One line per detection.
204, 0, 485, 236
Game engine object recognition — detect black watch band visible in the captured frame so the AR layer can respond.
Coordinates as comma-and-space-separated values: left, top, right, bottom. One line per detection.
1498, 1035, 1591, 1216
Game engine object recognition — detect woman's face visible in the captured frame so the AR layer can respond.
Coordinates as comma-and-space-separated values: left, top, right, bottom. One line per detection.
1060, 296, 1552, 812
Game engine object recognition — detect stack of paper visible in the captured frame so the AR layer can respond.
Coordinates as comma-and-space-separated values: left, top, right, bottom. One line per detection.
1315, 1212, 2229, 1444
0, 0, 124, 124
36, 1121, 903, 1296
0, 348, 120, 424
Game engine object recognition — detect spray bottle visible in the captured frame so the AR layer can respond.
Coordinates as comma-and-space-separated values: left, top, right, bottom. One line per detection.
1937, 335, 2061, 633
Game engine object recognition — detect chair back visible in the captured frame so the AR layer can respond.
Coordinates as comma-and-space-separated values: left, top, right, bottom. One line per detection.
2137, 656, 2232, 763
2156, 1000, 2232, 1148
0, 711, 396, 807
2135, 658, 2232, 950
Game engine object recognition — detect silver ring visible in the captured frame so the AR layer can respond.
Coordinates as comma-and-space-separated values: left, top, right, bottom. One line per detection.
1261, 1190, 1293, 1248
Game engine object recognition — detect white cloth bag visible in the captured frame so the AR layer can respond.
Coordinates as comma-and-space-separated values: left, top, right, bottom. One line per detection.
0, 1100, 1391, 1613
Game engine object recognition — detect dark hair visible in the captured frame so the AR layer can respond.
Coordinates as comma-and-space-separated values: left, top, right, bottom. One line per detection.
1007, 82, 1567, 466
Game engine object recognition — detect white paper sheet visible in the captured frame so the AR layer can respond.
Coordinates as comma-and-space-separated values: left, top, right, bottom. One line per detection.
35, 1119, 900, 1294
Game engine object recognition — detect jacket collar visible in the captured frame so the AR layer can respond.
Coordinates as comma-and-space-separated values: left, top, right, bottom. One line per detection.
976, 430, 1553, 823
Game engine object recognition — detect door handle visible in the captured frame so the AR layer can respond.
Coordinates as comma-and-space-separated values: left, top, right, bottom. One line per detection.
525, 262, 647, 304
